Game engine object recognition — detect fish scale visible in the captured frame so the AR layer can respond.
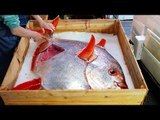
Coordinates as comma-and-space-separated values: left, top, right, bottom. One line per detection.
37, 54, 90, 90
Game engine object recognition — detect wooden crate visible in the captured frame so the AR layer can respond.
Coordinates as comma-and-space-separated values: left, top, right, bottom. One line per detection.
0, 19, 148, 105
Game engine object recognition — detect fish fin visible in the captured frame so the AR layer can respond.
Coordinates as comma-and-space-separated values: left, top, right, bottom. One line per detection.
31, 41, 48, 72
77, 35, 95, 61
38, 15, 60, 34
52, 15, 60, 28
11, 78, 42, 90
44, 15, 60, 34
96, 38, 106, 47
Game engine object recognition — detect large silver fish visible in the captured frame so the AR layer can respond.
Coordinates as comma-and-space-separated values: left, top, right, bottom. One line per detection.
32, 35, 128, 90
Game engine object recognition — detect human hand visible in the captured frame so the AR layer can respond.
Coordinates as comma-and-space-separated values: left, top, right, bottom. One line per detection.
39, 21, 55, 34
31, 31, 48, 43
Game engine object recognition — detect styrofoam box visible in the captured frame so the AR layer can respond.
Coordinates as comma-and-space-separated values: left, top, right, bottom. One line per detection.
131, 19, 146, 37
133, 36, 145, 60
130, 19, 146, 60
144, 29, 160, 61
141, 45, 160, 85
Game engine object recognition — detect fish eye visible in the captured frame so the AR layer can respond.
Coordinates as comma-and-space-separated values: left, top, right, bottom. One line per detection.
108, 68, 118, 76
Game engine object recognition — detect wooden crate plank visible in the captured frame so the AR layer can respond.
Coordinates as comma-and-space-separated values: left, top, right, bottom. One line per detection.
0, 90, 146, 105
117, 20, 148, 89
0, 37, 29, 90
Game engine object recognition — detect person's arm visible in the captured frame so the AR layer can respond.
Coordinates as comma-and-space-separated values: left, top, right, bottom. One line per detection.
11, 26, 46, 42
31, 15, 55, 33
2, 15, 46, 42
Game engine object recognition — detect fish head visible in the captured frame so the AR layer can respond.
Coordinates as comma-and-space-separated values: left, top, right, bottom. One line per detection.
77, 35, 128, 89
107, 64, 127, 89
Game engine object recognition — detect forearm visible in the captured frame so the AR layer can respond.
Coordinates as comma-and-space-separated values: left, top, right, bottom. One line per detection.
31, 15, 44, 25
11, 26, 47, 42
11, 26, 37, 38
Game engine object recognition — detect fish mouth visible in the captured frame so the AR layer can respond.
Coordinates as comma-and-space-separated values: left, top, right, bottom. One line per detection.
114, 80, 128, 89
108, 68, 128, 89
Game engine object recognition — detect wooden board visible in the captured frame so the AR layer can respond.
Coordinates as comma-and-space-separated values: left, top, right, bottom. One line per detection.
0, 19, 148, 105
0, 90, 146, 105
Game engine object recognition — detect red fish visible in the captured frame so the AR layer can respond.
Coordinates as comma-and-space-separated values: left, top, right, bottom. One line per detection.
32, 35, 128, 90
12, 78, 42, 90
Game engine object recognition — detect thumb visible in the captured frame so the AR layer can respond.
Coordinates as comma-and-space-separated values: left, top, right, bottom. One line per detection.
40, 27, 45, 34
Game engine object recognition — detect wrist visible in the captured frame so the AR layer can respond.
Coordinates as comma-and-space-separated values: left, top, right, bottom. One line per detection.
32, 15, 44, 25
27, 30, 36, 38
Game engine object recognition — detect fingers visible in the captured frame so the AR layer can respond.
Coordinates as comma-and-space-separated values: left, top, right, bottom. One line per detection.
33, 32, 48, 43
43, 23, 55, 33
32, 21, 56, 43
46, 23, 55, 33
41, 28, 45, 34
39, 20, 56, 34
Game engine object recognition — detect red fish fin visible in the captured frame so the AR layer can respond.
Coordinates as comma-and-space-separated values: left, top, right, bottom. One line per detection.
26, 15, 60, 35
52, 15, 60, 28
96, 38, 106, 47
43, 15, 60, 34
12, 78, 42, 90
77, 35, 95, 61
31, 41, 48, 72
